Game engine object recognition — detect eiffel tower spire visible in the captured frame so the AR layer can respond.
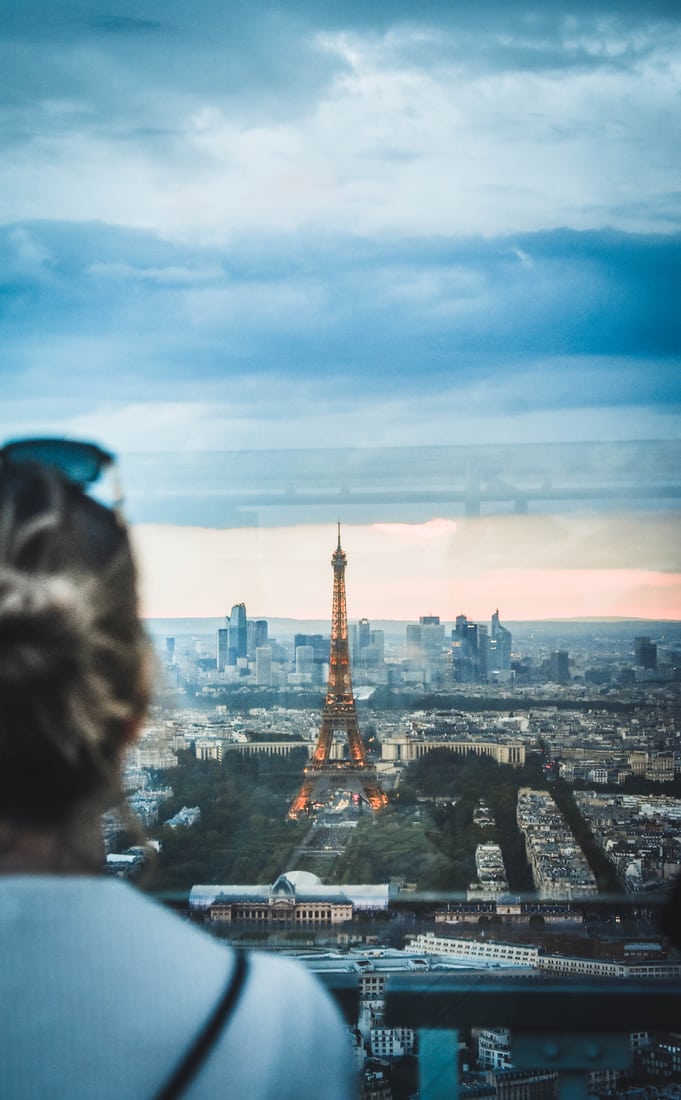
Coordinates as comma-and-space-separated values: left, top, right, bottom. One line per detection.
287, 526, 388, 819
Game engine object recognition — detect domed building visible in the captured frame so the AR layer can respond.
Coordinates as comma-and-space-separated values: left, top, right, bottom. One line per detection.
189, 871, 390, 928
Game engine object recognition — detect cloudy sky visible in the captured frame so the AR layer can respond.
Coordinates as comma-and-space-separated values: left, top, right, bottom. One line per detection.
1, 0, 680, 620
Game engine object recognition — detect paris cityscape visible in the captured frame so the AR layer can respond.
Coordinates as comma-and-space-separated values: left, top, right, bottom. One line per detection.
3, 0, 680, 1096
101, 530, 681, 1100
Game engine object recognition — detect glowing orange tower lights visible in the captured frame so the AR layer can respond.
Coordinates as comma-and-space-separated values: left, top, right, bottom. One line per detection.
287, 525, 389, 819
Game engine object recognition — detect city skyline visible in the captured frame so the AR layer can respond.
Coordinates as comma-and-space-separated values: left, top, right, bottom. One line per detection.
1, 1, 679, 620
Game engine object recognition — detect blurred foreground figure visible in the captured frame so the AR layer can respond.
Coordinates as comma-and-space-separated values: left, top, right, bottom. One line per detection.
0, 440, 355, 1100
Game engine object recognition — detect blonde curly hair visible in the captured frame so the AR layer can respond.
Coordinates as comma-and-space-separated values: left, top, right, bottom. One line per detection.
0, 462, 149, 827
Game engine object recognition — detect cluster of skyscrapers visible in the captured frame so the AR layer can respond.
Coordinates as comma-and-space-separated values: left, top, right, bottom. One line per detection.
401, 610, 513, 686
165, 605, 678, 692
216, 603, 268, 671
451, 609, 513, 682
201, 605, 516, 690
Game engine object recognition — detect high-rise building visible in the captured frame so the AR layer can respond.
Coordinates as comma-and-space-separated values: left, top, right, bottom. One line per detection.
406, 623, 423, 661
550, 650, 570, 684
351, 618, 373, 666
351, 621, 385, 676
635, 636, 657, 670
216, 627, 229, 671
488, 609, 512, 672
370, 629, 385, 663
227, 602, 247, 665
294, 633, 329, 665
405, 615, 446, 683
295, 645, 315, 679
248, 618, 268, 657
255, 645, 273, 686
477, 624, 488, 680
452, 614, 487, 681
420, 615, 444, 659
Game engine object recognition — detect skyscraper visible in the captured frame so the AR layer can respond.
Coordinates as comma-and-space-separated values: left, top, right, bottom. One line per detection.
295, 645, 316, 679
452, 614, 488, 682
370, 629, 385, 663
216, 627, 229, 671
420, 615, 444, 660
255, 645, 273, 686
635, 636, 657, 670
489, 609, 512, 672
228, 602, 247, 665
550, 650, 570, 684
294, 633, 329, 665
248, 618, 268, 657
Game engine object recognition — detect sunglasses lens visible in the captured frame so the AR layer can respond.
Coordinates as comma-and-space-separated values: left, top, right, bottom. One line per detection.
3, 439, 111, 486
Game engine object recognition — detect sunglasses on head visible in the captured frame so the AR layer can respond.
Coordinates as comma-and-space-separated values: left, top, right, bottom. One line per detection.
0, 438, 124, 514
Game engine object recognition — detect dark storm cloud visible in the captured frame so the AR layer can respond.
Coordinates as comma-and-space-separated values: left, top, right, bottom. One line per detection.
2, 0, 678, 134
0, 2, 348, 132
2, 0, 678, 239
0, 0, 678, 454
1, 221, 678, 414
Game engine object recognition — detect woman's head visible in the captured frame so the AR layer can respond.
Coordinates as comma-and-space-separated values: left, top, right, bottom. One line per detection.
0, 457, 149, 829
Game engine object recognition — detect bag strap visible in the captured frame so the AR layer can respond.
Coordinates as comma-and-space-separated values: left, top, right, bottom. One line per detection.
154, 950, 250, 1100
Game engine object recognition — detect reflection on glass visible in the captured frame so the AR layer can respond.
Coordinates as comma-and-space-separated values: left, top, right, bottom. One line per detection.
3, 0, 680, 1097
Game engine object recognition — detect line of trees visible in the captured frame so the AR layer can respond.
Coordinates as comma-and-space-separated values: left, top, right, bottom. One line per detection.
331, 751, 546, 891
143, 748, 309, 894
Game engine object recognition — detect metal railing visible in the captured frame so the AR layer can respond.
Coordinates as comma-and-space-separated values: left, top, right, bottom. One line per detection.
319, 971, 681, 1100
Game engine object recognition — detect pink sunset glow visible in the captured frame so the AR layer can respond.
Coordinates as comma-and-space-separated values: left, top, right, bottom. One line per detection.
133, 515, 681, 622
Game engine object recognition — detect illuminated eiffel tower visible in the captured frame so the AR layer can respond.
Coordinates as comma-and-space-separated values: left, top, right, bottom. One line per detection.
287, 526, 389, 819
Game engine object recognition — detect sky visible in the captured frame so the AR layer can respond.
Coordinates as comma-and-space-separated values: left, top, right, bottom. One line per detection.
1, 0, 680, 620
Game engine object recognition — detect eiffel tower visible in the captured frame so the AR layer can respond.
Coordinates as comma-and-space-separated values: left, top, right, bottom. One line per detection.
287, 526, 389, 819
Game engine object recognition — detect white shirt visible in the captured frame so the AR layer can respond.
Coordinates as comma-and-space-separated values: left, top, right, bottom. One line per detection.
0, 875, 357, 1099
